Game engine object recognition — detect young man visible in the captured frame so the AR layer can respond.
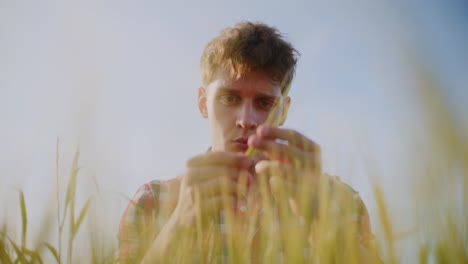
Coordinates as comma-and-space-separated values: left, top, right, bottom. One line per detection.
116, 22, 378, 263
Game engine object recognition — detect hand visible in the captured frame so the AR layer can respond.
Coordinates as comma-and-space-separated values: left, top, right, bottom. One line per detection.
142, 152, 253, 263
171, 152, 253, 231
248, 125, 324, 215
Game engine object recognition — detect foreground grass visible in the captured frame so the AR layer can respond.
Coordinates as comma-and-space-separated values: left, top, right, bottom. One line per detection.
1, 62, 466, 263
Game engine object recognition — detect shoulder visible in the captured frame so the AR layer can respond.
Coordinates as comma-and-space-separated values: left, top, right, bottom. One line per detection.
326, 173, 369, 219
325, 173, 374, 244
128, 178, 181, 213
325, 174, 362, 206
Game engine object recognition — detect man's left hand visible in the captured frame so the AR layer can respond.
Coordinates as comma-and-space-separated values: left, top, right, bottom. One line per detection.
248, 124, 325, 214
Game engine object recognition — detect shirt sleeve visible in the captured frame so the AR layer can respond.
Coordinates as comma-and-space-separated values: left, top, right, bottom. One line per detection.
114, 181, 161, 264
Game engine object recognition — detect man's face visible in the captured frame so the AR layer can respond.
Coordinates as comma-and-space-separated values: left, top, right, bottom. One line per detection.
198, 69, 290, 153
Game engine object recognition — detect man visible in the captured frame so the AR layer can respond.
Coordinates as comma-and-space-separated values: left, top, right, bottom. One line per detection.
116, 22, 378, 263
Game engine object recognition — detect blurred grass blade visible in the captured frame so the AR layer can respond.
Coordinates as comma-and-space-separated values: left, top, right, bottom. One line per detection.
72, 197, 92, 235
62, 148, 80, 229
45, 242, 61, 263
23, 247, 44, 264
374, 185, 396, 264
245, 67, 292, 157
8, 237, 28, 263
19, 190, 27, 250
65, 148, 80, 209
0, 236, 13, 264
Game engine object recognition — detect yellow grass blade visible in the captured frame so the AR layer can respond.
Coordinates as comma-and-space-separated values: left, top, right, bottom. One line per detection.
72, 197, 92, 236
44, 242, 61, 263
18, 191, 27, 250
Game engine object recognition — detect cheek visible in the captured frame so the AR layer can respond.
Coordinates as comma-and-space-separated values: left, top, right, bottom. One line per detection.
254, 109, 277, 125
208, 101, 234, 128
258, 111, 271, 123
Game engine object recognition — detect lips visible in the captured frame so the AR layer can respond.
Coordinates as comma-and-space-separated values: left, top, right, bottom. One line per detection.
233, 137, 249, 150
235, 137, 248, 144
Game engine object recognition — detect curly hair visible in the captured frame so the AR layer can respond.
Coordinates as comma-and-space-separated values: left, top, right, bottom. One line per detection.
200, 22, 299, 93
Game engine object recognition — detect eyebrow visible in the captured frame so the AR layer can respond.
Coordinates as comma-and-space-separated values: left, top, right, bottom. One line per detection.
217, 88, 280, 100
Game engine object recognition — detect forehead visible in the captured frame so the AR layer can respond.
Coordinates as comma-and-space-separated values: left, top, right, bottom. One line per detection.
207, 69, 282, 96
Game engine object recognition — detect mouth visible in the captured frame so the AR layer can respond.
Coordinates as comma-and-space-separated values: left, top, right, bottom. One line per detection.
233, 137, 249, 151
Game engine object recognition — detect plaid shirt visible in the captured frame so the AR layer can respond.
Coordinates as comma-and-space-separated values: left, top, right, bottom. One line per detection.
115, 174, 374, 263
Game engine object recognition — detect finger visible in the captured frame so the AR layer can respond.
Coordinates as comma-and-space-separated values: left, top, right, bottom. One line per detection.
184, 166, 244, 184
255, 160, 291, 177
249, 136, 309, 165
256, 160, 320, 186
256, 125, 320, 153
186, 152, 253, 169
195, 176, 239, 198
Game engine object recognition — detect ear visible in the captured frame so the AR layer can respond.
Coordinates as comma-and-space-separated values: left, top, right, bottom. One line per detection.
198, 87, 208, 118
278, 96, 291, 126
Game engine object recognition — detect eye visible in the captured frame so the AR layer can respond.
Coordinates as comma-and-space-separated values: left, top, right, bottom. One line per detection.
257, 99, 275, 110
219, 95, 240, 105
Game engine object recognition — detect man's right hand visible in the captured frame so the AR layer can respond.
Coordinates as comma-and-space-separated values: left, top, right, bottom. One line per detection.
141, 152, 253, 264
171, 151, 253, 230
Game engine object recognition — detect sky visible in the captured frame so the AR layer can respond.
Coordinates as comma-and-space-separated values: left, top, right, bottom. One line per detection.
1, 0, 467, 261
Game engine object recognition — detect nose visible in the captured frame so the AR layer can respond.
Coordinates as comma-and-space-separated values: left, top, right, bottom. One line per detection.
236, 102, 258, 130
